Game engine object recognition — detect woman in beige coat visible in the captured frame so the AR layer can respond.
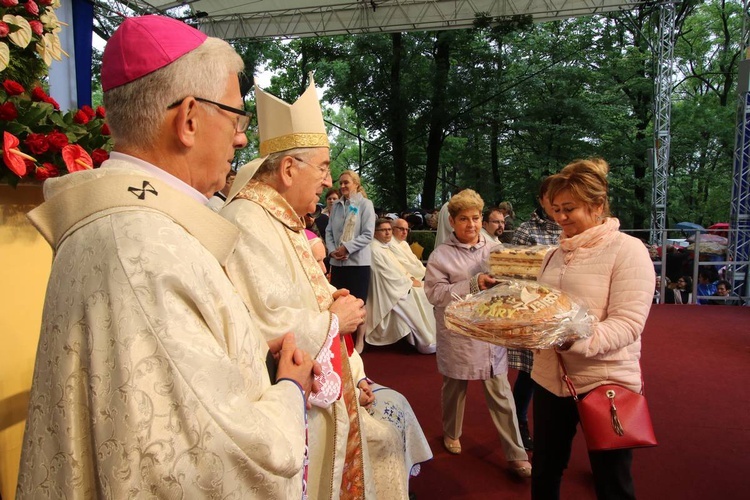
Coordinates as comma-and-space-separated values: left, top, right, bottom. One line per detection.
532, 159, 655, 499
425, 189, 531, 478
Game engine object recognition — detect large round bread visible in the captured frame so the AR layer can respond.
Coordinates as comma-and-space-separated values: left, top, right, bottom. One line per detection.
444, 278, 584, 349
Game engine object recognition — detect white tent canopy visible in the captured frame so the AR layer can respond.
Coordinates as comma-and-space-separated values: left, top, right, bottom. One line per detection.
137, 0, 643, 39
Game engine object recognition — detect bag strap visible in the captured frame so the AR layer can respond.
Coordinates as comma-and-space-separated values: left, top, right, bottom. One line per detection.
555, 352, 579, 401
541, 247, 558, 275
556, 351, 646, 399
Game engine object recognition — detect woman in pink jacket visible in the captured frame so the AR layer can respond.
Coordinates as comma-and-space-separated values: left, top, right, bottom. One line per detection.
531, 159, 654, 499
425, 189, 531, 478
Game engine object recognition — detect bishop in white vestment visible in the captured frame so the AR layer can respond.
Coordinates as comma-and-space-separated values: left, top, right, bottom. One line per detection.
222, 77, 380, 500
221, 75, 434, 499
18, 163, 309, 499
18, 18, 316, 498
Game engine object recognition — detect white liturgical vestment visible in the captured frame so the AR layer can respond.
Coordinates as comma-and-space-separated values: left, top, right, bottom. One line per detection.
18, 162, 307, 499
222, 180, 434, 499
366, 241, 437, 354
392, 238, 426, 280
221, 181, 376, 500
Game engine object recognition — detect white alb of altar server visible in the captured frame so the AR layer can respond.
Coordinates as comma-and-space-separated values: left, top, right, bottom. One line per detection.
390, 218, 427, 280
366, 218, 437, 354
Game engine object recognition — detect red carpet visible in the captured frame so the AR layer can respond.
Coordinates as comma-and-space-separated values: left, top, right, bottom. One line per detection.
361, 305, 750, 499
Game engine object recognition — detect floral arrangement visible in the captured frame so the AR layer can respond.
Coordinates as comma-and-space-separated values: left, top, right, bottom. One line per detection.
0, 0, 112, 185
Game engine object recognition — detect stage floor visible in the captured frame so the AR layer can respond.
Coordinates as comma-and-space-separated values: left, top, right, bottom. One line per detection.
362, 304, 750, 499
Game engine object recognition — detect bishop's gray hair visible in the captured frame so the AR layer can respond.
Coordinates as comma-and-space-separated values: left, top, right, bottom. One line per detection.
104, 37, 244, 151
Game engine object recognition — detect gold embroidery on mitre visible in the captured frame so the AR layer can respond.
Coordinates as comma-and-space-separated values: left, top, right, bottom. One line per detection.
259, 133, 329, 157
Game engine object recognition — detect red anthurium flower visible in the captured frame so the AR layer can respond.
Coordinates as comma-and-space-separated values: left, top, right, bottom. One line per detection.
25, 0, 39, 16
35, 162, 59, 181
2, 131, 37, 177
81, 105, 96, 118
0, 101, 18, 121
29, 20, 43, 36
62, 144, 93, 172
2, 79, 24, 95
46, 130, 68, 152
25, 132, 49, 155
73, 109, 89, 124
0, 22, 9, 38
91, 148, 109, 166
95, 106, 106, 118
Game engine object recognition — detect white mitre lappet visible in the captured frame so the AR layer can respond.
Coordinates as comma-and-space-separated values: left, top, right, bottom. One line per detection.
227, 73, 329, 203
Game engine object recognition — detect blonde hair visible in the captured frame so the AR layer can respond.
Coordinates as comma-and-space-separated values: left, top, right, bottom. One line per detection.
104, 37, 244, 151
448, 189, 484, 218
548, 158, 610, 217
560, 157, 610, 177
339, 170, 368, 198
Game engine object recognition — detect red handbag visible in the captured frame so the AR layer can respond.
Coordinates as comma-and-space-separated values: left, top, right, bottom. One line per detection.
557, 353, 657, 451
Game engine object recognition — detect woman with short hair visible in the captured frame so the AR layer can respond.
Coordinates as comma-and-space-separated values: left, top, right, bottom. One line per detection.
424, 189, 532, 478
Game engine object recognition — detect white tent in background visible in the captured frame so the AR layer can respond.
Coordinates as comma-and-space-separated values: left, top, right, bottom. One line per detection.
111, 1, 645, 39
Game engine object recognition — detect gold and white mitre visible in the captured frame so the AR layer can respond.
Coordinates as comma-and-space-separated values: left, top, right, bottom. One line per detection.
256, 73, 329, 156
227, 73, 329, 203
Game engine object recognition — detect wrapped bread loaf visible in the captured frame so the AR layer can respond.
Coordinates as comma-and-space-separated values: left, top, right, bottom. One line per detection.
444, 278, 594, 349
489, 245, 555, 280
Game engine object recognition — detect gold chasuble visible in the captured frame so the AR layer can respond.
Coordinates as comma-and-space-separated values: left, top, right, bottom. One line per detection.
223, 181, 371, 499
18, 163, 308, 499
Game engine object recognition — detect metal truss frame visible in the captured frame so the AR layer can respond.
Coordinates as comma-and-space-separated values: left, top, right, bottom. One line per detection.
730, 55, 750, 296
649, 2, 676, 245
102, 0, 645, 40
727, 0, 750, 297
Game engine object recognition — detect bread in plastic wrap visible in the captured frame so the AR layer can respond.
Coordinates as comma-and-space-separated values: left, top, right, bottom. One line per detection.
444, 278, 596, 349
488, 244, 555, 280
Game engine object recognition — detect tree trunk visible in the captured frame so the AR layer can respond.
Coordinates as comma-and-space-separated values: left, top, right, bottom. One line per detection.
388, 33, 409, 210
423, 32, 452, 210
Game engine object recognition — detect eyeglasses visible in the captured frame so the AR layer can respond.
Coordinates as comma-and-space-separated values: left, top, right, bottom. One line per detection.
375, 228, 392, 232
293, 156, 331, 180
167, 97, 252, 133
393, 227, 409, 232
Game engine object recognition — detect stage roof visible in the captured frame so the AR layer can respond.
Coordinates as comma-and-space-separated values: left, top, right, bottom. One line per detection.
139, 0, 644, 40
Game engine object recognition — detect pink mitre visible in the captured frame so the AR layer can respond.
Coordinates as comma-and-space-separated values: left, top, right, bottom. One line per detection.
101, 15, 207, 91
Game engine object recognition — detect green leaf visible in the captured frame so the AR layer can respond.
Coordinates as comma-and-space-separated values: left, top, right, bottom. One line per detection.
48, 112, 66, 128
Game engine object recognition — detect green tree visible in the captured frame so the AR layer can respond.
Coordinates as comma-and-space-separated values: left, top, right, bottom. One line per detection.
669, 0, 743, 227
229, 2, 739, 225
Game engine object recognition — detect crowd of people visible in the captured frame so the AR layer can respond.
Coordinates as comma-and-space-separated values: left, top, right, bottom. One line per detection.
15, 13, 742, 500
651, 253, 745, 305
